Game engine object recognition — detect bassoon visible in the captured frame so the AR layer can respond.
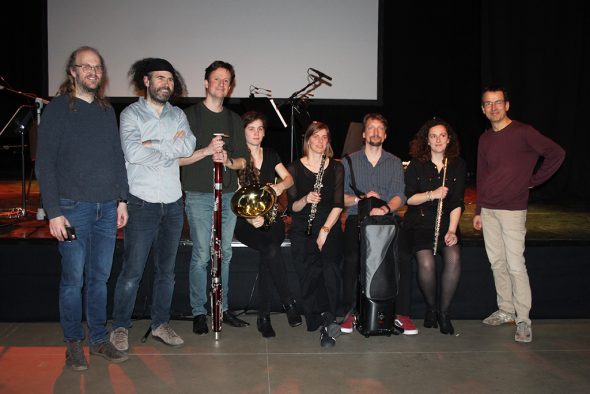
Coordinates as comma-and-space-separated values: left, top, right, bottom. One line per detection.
211, 161, 223, 340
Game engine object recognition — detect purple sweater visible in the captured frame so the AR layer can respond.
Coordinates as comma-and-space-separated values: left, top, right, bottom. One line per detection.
475, 120, 565, 214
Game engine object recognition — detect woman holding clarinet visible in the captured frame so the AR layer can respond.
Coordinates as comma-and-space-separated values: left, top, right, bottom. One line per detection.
403, 117, 466, 335
287, 121, 344, 348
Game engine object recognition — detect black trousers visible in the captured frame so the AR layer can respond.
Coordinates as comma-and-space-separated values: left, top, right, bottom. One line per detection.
234, 217, 294, 316
290, 215, 342, 330
342, 215, 413, 316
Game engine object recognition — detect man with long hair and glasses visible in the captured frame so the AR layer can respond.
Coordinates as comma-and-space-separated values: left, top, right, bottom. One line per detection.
36, 46, 129, 370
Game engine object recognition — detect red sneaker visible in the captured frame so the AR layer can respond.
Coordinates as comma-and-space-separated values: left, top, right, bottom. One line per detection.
395, 315, 418, 335
340, 314, 356, 334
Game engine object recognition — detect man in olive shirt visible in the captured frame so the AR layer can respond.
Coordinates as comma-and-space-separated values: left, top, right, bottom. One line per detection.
180, 60, 248, 334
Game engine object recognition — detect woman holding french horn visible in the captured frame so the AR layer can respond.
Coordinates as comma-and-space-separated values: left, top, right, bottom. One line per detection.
287, 121, 344, 348
233, 111, 302, 338
404, 117, 466, 335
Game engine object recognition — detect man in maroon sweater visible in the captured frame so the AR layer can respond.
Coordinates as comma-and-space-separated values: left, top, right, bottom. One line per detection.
473, 86, 565, 343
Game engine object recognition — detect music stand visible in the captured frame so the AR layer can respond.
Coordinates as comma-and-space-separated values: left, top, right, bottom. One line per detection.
0, 105, 34, 219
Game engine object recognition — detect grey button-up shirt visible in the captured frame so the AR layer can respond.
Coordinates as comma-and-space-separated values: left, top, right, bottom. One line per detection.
120, 97, 196, 203
343, 149, 406, 216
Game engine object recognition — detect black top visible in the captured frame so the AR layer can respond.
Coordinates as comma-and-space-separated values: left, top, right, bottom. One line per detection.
404, 157, 466, 230
181, 101, 248, 192
257, 147, 282, 185
287, 158, 344, 219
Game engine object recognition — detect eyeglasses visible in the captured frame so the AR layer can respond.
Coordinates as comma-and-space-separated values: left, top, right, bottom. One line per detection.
74, 64, 104, 73
482, 99, 505, 108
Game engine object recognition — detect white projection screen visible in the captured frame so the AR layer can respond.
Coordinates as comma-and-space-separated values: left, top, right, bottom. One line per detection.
47, 0, 381, 101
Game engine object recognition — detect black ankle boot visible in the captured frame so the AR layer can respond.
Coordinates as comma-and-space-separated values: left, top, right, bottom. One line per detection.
438, 311, 454, 335
424, 309, 438, 328
257, 316, 276, 338
284, 300, 303, 327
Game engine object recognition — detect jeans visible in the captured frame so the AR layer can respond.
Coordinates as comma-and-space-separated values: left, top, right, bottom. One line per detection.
185, 191, 236, 315
112, 194, 184, 330
58, 199, 117, 345
481, 208, 531, 325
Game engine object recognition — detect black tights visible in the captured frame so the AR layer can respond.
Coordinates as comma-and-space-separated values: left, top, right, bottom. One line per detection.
416, 245, 461, 313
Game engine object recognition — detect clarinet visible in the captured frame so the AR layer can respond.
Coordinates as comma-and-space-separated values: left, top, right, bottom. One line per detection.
433, 158, 448, 255
211, 162, 223, 339
305, 153, 326, 236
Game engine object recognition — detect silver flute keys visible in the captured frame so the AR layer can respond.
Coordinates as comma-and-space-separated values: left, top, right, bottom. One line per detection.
433, 157, 448, 255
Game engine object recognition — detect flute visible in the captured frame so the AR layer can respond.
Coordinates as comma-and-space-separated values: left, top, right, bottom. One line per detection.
433, 158, 448, 255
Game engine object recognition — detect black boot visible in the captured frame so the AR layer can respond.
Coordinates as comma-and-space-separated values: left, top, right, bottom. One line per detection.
424, 309, 438, 328
257, 316, 276, 338
438, 311, 454, 335
284, 300, 303, 327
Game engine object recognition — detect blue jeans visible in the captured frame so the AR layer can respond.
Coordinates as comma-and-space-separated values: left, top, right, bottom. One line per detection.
185, 191, 236, 315
112, 194, 184, 330
58, 199, 117, 345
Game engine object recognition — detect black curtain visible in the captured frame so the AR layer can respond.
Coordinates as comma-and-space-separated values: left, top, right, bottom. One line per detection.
480, 1, 590, 200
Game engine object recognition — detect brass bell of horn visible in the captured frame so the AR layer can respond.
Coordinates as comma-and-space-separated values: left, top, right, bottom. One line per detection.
231, 184, 277, 218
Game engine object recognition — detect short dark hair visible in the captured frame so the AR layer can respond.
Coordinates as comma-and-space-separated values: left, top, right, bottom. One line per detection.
204, 60, 235, 84
481, 85, 509, 103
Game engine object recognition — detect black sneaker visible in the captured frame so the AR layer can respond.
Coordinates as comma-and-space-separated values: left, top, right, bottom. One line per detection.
65, 340, 88, 371
193, 314, 209, 335
284, 300, 303, 327
320, 327, 336, 348
90, 341, 128, 363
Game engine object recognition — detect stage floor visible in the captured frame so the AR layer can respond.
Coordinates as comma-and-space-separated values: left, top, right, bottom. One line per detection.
2, 180, 590, 244
1, 318, 590, 393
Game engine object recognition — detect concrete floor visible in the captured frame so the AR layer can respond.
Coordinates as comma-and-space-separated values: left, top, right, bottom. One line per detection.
1, 317, 590, 393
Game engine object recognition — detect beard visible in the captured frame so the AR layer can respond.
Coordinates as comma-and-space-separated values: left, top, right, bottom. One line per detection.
75, 74, 99, 94
148, 85, 171, 104
367, 137, 383, 147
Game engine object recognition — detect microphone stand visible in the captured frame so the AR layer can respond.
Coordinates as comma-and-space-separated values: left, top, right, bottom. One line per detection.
285, 76, 328, 162
0, 105, 34, 219
0, 86, 49, 220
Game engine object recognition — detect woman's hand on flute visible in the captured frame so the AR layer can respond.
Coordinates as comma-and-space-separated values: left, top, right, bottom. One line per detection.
433, 186, 449, 200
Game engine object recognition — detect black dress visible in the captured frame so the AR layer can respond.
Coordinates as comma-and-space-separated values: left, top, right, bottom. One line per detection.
233, 148, 294, 316
403, 158, 467, 253
287, 158, 344, 330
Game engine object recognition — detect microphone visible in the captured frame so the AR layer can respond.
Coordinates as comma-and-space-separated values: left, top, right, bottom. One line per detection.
309, 68, 332, 81
252, 85, 272, 93
18, 110, 34, 131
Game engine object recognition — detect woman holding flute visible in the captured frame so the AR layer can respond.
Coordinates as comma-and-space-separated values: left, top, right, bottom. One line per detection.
403, 118, 466, 335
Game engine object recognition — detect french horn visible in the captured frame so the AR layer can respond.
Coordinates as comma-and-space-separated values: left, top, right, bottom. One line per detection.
231, 183, 277, 219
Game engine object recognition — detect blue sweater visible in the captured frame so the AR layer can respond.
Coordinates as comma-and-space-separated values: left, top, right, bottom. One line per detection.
36, 95, 128, 219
